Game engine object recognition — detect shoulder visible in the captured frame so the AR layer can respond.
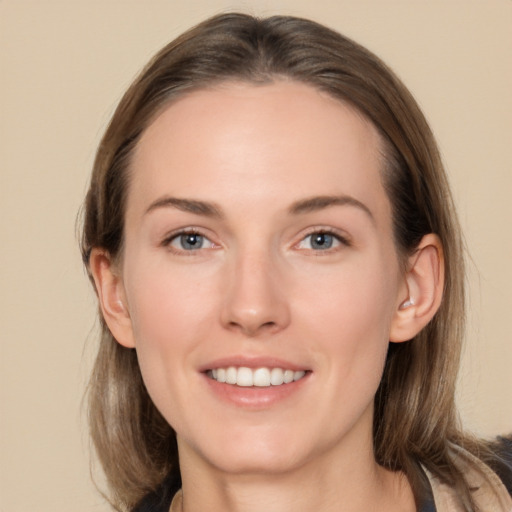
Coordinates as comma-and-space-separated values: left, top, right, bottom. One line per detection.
423, 438, 512, 512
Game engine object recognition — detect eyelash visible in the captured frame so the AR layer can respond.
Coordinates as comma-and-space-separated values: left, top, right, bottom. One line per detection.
161, 227, 351, 254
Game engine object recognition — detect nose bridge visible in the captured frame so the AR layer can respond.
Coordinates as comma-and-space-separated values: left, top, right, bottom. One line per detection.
221, 242, 289, 336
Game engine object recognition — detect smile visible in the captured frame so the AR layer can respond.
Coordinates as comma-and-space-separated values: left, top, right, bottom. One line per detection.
207, 367, 307, 387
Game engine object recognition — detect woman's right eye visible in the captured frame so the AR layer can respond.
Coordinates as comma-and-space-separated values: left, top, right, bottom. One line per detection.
165, 232, 216, 252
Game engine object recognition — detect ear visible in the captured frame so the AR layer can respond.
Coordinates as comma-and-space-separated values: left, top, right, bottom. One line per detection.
89, 248, 136, 348
389, 234, 444, 343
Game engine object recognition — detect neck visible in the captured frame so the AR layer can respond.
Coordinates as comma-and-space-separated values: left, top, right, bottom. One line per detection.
177, 437, 415, 512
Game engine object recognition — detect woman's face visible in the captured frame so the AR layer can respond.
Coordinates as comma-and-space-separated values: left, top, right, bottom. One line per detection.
117, 81, 409, 476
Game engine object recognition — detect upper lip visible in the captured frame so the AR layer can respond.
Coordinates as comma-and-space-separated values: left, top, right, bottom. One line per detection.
199, 356, 309, 373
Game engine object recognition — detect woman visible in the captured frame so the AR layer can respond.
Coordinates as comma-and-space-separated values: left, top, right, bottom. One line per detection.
80, 13, 512, 512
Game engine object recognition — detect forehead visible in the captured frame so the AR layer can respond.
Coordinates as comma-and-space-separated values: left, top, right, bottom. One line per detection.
128, 81, 389, 220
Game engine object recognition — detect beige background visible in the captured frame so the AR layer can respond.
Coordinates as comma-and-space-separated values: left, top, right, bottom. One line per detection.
1, 1, 510, 510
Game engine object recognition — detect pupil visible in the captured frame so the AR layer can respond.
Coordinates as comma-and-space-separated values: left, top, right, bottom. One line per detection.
312, 233, 333, 249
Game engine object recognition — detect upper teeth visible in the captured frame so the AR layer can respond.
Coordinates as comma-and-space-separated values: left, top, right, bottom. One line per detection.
208, 367, 306, 387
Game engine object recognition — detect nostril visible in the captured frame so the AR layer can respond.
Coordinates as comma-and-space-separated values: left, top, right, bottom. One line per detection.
227, 319, 278, 337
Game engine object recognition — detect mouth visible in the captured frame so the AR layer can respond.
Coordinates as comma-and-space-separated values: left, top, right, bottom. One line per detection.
206, 366, 308, 387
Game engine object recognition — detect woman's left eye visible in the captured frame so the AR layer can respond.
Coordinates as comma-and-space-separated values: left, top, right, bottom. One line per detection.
296, 231, 346, 251
166, 232, 216, 251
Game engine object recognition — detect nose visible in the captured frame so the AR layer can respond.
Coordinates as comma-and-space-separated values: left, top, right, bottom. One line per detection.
220, 248, 290, 337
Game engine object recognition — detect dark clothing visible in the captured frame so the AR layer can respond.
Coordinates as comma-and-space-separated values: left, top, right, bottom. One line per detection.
133, 473, 180, 512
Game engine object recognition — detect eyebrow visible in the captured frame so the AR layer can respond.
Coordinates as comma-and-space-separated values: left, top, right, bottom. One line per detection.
145, 196, 223, 218
144, 194, 373, 221
288, 195, 374, 221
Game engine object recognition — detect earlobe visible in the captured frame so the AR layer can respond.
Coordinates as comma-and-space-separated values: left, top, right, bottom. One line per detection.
89, 248, 136, 348
389, 234, 444, 343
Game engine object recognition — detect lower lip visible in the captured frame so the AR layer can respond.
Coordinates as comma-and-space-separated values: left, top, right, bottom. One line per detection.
203, 373, 310, 409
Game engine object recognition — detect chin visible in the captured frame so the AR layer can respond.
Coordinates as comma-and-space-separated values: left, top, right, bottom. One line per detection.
179, 426, 312, 476
209, 448, 304, 476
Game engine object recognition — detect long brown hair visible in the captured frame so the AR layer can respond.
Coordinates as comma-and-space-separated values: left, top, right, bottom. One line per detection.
82, 13, 481, 511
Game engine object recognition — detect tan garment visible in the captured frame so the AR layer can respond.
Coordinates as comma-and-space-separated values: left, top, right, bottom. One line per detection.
169, 449, 512, 511
424, 446, 512, 511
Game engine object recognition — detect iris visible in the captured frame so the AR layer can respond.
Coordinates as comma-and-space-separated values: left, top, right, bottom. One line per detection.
310, 232, 334, 250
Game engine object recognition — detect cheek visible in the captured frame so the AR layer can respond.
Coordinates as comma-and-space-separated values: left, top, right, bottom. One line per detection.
310, 289, 391, 385
125, 253, 220, 340
297, 251, 399, 335
123, 258, 220, 402
295, 253, 399, 382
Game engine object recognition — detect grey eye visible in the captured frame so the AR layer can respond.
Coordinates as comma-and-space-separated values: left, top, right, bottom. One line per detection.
165, 229, 217, 253
167, 232, 215, 251
295, 230, 350, 252
309, 233, 334, 250
297, 232, 341, 251
178, 233, 204, 250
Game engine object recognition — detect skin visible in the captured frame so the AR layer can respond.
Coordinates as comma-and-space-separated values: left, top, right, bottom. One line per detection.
92, 81, 444, 512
